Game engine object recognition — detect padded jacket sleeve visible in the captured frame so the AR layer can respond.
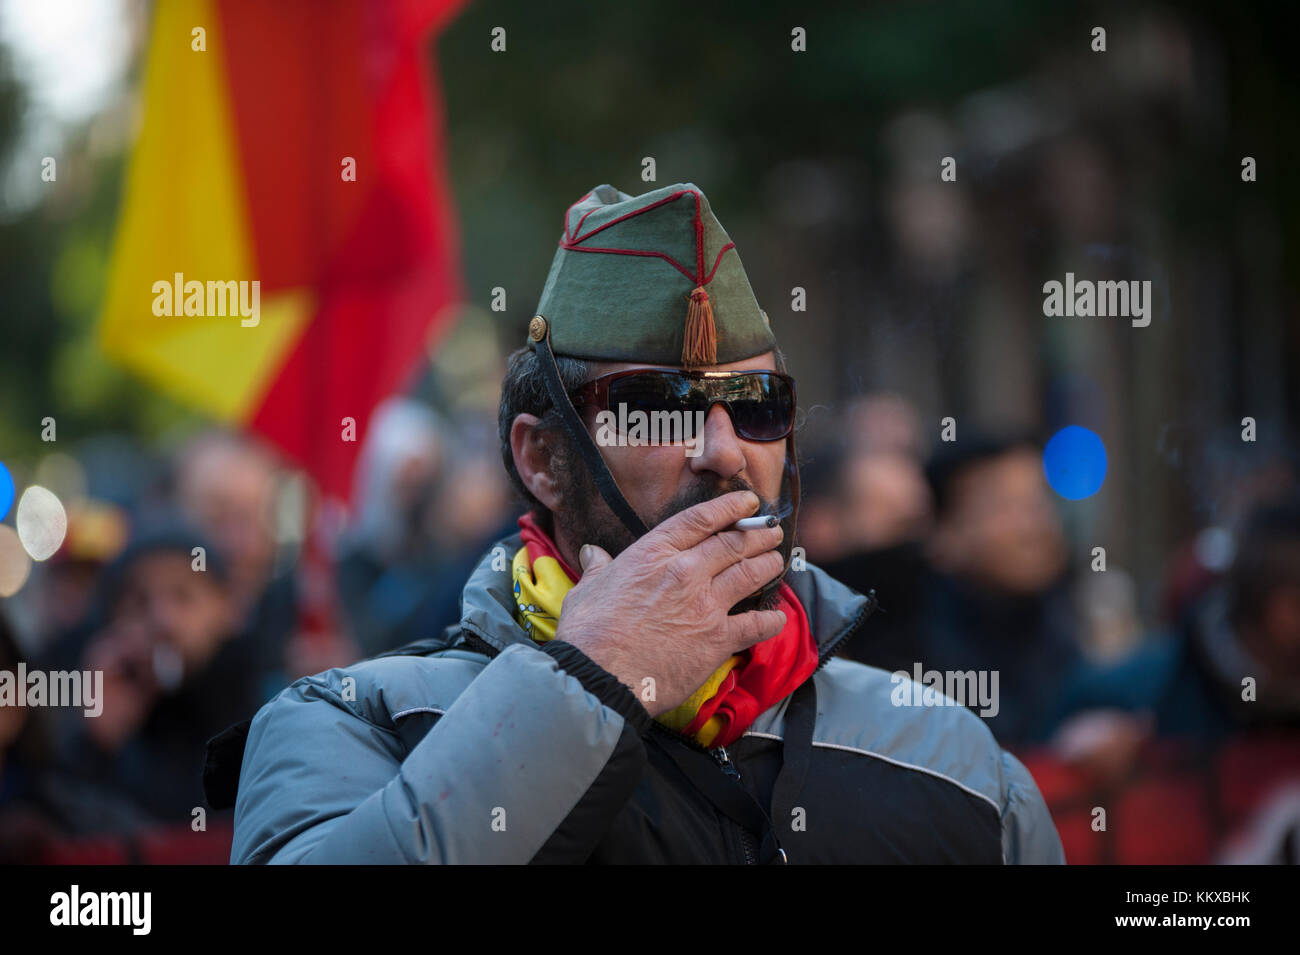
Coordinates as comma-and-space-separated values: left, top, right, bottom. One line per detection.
231, 641, 652, 864
998, 748, 1067, 864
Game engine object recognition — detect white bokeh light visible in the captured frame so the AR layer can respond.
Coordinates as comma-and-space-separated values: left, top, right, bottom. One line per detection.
16, 484, 68, 561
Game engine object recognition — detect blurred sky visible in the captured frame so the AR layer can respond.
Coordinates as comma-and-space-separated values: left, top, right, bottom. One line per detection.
0, 0, 132, 214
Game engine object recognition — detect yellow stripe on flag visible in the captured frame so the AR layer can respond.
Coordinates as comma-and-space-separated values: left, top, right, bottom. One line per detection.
98, 0, 311, 422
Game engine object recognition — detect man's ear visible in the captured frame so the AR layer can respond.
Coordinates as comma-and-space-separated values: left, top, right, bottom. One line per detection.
510, 413, 563, 511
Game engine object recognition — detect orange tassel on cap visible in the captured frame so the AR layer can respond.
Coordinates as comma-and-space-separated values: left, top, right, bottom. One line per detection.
682, 285, 717, 368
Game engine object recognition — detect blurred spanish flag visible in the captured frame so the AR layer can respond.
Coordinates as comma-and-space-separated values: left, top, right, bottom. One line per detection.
99, 0, 468, 500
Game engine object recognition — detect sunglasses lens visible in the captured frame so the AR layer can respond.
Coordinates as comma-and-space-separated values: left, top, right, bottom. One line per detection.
606, 375, 702, 436
727, 373, 793, 441
602, 372, 793, 442
608, 374, 691, 415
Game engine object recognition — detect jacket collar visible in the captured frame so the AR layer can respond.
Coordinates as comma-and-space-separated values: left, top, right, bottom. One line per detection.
457, 531, 876, 663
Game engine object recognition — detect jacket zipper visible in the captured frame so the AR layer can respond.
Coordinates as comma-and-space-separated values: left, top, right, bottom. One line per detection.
713, 745, 740, 780
711, 746, 756, 865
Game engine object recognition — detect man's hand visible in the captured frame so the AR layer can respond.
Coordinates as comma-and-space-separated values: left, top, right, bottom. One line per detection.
554, 490, 787, 718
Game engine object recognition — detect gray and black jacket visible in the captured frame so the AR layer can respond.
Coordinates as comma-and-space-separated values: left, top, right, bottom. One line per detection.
204, 535, 1065, 864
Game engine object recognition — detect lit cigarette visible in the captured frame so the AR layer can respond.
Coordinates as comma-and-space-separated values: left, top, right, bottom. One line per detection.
732, 515, 779, 530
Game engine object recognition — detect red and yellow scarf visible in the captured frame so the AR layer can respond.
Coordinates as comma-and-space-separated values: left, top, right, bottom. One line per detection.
511, 513, 818, 748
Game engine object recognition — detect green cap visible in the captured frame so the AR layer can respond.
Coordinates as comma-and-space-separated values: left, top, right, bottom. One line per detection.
531, 183, 776, 367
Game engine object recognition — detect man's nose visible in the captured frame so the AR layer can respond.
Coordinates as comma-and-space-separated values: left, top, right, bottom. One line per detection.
688, 402, 747, 479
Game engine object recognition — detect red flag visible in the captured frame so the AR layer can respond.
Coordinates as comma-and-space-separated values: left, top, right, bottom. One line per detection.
100, 0, 468, 500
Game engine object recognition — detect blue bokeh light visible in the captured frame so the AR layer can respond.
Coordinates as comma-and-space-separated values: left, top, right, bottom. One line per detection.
0, 460, 13, 521
1043, 426, 1107, 500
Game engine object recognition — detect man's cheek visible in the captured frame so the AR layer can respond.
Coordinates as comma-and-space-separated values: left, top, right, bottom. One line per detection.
605, 445, 669, 509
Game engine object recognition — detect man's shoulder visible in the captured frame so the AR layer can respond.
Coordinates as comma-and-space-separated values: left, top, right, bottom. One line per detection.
802, 657, 1014, 815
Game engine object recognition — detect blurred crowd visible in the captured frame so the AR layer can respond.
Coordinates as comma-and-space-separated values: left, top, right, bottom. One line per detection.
2, 389, 1299, 864
800, 395, 1300, 863
0, 397, 514, 863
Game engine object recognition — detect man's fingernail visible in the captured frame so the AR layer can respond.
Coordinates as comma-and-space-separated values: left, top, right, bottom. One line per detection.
744, 491, 760, 510
579, 544, 594, 567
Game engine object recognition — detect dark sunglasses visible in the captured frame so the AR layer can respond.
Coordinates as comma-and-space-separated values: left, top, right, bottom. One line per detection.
570, 368, 797, 442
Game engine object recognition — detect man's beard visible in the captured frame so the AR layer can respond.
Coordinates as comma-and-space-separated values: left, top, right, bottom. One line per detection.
549, 441, 796, 613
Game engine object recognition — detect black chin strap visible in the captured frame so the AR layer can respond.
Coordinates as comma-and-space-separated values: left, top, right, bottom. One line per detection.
531, 321, 649, 538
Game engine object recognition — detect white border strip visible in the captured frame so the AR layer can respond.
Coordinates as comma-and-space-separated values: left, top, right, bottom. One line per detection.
391, 706, 447, 720
742, 731, 1001, 816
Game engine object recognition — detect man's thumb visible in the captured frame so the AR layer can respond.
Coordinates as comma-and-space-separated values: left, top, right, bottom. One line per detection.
578, 544, 613, 575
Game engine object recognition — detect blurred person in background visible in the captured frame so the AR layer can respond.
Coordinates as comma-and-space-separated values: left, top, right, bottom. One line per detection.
1159, 439, 1298, 627
798, 394, 935, 672
837, 422, 932, 550
1040, 491, 1300, 863
175, 431, 280, 615
430, 414, 516, 557
912, 432, 1086, 745
790, 442, 845, 564
1064, 491, 1300, 743
337, 398, 447, 657
402, 415, 517, 643
52, 522, 260, 830
338, 401, 516, 656
174, 430, 300, 697
23, 499, 129, 659
843, 393, 928, 461
0, 609, 62, 862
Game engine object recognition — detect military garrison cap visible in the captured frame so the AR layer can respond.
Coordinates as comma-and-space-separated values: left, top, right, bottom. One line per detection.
522, 181, 798, 551
530, 183, 776, 368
